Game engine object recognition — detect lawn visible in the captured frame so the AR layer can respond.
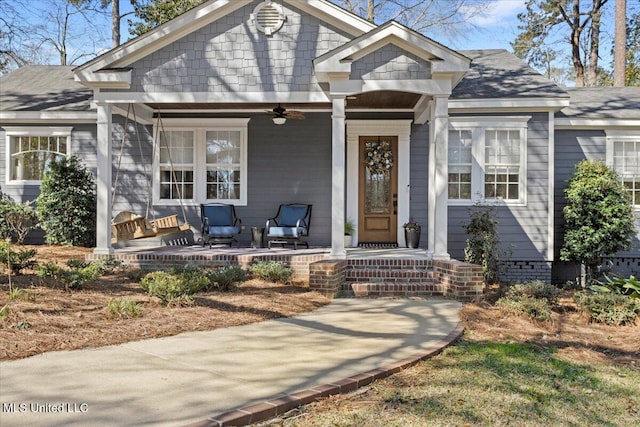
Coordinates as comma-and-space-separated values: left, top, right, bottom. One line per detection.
1, 247, 639, 426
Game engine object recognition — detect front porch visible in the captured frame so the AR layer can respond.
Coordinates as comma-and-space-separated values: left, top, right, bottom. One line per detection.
87, 246, 484, 301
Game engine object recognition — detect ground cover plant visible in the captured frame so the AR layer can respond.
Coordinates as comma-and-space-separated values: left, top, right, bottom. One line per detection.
2, 249, 639, 426
0, 246, 330, 359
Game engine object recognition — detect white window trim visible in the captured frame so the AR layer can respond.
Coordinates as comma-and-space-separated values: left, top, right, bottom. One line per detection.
605, 129, 640, 209
448, 116, 530, 206
4, 126, 72, 185
152, 118, 249, 206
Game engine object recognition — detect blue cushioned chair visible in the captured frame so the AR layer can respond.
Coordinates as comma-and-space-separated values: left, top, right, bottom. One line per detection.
266, 204, 312, 249
200, 203, 241, 248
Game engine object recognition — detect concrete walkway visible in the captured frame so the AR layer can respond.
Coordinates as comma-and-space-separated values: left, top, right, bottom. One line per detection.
0, 299, 462, 427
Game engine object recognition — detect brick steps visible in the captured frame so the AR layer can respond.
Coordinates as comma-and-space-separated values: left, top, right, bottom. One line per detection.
343, 282, 446, 297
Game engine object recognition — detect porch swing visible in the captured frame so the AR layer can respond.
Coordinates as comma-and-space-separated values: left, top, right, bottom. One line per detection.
111, 105, 191, 243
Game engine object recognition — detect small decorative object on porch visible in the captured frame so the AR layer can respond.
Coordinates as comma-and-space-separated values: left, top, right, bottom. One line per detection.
344, 218, 355, 248
365, 141, 393, 175
403, 219, 421, 249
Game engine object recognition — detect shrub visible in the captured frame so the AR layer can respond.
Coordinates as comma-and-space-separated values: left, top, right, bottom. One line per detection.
37, 261, 101, 290
462, 205, 503, 285
249, 261, 294, 283
591, 274, 640, 298
0, 195, 38, 244
208, 266, 246, 292
574, 291, 640, 326
497, 294, 553, 322
503, 281, 560, 305
561, 160, 636, 285
0, 240, 37, 274
36, 156, 96, 247
107, 299, 142, 318
139, 266, 211, 305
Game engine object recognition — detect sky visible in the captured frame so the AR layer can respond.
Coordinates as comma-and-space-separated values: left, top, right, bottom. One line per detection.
10, 0, 636, 73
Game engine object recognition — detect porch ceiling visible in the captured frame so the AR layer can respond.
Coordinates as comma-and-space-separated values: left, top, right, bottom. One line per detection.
144, 91, 422, 111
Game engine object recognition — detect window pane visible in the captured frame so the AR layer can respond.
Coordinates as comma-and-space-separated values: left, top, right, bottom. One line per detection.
205, 130, 242, 200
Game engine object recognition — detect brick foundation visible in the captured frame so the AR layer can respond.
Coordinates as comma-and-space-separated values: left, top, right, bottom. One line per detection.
500, 260, 552, 283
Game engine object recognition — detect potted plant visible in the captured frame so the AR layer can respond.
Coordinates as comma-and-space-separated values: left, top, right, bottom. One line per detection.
403, 219, 421, 249
344, 219, 355, 248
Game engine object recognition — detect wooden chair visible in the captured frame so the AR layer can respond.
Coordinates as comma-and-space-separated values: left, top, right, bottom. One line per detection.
266, 204, 312, 249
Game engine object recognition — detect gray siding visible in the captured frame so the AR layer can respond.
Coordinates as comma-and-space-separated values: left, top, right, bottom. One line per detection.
553, 129, 640, 283
123, 0, 353, 95
409, 123, 429, 245
448, 113, 551, 262
111, 112, 333, 247
352, 45, 431, 80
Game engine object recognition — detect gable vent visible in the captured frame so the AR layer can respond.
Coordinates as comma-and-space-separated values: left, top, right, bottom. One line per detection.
251, 0, 286, 36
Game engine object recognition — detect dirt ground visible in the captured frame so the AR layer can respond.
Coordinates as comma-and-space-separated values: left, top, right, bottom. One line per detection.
1, 246, 638, 366
0, 246, 331, 360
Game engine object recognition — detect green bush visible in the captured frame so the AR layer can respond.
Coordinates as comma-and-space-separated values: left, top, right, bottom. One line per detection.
249, 261, 294, 283
107, 298, 142, 318
496, 294, 553, 322
462, 205, 502, 285
0, 241, 37, 274
208, 266, 246, 291
574, 291, 640, 326
0, 195, 38, 244
36, 156, 96, 247
561, 160, 636, 285
139, 266, 211, 305
591, 274, 640, 298
503, 281, 561, 305
37, 261, 101, 290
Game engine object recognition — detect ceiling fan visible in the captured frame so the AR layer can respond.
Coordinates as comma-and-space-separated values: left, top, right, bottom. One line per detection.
268, 103, 305, 125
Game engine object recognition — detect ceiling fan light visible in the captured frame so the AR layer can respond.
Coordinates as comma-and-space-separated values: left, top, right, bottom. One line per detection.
272, 116, 287, 125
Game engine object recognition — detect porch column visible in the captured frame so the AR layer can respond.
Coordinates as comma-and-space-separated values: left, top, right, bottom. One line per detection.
330, 96, 346, 258
94, 103, 113, 255
431, 95, 450, 260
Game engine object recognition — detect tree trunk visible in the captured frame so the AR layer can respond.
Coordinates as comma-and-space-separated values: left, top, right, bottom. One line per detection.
569, 0, 586, 86
112, 0, 120, 48
367, 0, 374, 23
587, 1, 602, 86
614, 0, 627, 86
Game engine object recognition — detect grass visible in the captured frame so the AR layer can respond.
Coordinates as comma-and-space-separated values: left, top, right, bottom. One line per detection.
282, 340, 640, 426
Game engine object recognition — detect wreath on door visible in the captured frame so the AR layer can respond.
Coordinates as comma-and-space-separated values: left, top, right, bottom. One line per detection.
365, 141, 393, 175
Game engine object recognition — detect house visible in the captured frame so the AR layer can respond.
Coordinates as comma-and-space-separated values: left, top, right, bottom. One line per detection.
1, 0, 639, 284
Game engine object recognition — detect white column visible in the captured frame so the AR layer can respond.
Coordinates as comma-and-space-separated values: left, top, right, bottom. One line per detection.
432, 95, 450, 260
94, 103, 113, 255
330, 96, 346, 258
427, 101, 436, 257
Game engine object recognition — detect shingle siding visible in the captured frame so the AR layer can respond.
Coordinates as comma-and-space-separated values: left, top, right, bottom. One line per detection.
123, 1, 353, 94
352, 45, 431, 80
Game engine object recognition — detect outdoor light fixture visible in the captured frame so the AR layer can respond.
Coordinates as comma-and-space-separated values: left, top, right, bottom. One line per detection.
272, 116, 287, 125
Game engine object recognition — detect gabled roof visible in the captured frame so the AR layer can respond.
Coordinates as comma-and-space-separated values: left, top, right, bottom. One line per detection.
452, 50, 569, 99
556, 87, 640, 119
75, 0, 376, 85
0, 66, 93, 112
314, 20, 469, 83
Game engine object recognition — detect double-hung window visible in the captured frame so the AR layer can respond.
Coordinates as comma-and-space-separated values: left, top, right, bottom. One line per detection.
607, 130, 640, 207
448, 117, 529, 205
5, 127, 71, 183
153, 119, 248, 205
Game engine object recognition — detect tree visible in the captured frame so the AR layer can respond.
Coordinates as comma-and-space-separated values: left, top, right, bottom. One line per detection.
560, 160, 636, 285
623, 10, 640, 86
129, 0, 206, 36
327, 1, 488, 39
613, 0, 626, 86
513, 0, 609, 87
69, 0, 138, 48
36, 156, 97, 247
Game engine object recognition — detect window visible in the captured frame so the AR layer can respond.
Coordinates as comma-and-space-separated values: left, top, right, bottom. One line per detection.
448, 117, 529, 205
5, 127, 71, 183
606, 131, 640, 207
448, 130, 472, 200
153, 119, 249, 205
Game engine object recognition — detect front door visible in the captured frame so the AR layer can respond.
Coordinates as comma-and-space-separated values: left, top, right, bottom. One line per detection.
358, 136, 398, 243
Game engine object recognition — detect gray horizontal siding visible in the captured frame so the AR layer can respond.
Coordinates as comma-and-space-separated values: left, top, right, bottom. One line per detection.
448, 112, 550, 262
553, 129, 640, 282
409, 122, 429, 240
